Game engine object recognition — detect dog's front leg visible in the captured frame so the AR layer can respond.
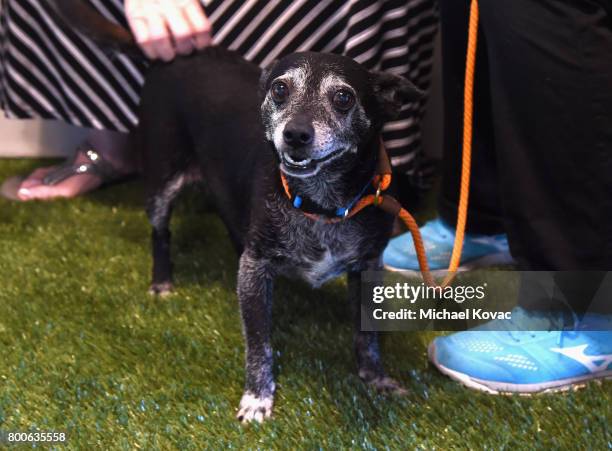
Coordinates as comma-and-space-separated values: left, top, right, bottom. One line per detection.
236, 250, 275, 423
348, 260, 407, 395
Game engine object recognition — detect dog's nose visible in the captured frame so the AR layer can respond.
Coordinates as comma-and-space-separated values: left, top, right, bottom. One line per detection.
283, 119, 314, 148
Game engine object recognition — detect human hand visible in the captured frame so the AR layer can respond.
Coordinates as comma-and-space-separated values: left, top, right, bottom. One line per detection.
125, 0, 212, 61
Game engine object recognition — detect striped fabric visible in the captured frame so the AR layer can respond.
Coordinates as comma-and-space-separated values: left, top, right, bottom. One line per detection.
0, 0, 438, 176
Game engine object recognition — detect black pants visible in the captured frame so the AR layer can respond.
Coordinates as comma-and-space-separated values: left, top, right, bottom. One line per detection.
437, 0, 612, 314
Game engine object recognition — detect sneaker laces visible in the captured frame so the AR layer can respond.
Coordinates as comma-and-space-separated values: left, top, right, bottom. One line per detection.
557, 309, 580, 347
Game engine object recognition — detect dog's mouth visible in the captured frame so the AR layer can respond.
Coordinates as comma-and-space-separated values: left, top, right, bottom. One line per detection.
280, 148, 346, 176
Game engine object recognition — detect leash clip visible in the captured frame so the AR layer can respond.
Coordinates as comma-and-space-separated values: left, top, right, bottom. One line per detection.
374, 182, 383, 206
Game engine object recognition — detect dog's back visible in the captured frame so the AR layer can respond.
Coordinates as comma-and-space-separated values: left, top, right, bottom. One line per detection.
139, 48, 269, 251
49, 0, 273, 255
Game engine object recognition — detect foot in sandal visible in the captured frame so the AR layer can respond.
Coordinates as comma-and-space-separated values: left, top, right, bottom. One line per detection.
0, 130, 134, 201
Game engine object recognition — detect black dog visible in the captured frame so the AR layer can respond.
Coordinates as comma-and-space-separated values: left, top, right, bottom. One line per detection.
53, 0, 421, 423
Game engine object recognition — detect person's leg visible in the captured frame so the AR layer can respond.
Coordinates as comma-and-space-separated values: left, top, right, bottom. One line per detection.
429, 0, 612, 394
437, 0, 502, 235
479, 0, 612, 272
481, 0, 612, 316
383, 0, 512, 272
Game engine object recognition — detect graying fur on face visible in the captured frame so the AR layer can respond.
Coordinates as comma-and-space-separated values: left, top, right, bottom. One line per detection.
261, 65, 309, 144
261, 62, 372, 179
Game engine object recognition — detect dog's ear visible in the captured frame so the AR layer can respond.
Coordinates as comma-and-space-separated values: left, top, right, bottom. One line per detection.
259, 61, 278, 100
371, 72, 423, 120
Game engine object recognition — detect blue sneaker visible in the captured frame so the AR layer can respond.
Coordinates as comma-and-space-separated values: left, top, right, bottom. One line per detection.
383, 218, 513, 273
428, 310, 612, 394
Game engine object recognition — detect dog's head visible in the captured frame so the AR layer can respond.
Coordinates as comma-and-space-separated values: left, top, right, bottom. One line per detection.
260, 52, 421, 178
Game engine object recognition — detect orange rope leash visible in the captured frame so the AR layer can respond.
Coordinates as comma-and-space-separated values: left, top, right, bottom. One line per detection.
358, 0, 478, 288
393, 0, 478, 288
282, 0, 479, 288
447, 0, 479, 282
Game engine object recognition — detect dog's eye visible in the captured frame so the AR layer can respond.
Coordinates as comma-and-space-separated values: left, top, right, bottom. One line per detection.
332, 90, 355, 112
271, 81, 289, 103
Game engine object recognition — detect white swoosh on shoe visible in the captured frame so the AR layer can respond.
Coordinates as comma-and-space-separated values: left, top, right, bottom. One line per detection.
550, 344, 612, 373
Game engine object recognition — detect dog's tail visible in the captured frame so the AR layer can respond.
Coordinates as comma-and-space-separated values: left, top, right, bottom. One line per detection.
49, 0, 142, 57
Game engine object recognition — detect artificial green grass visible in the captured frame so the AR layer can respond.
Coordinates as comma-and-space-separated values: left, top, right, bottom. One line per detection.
0, 159, 609, 450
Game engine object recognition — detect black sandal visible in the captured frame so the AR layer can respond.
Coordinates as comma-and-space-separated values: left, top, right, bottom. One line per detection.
0, 142, 129, 201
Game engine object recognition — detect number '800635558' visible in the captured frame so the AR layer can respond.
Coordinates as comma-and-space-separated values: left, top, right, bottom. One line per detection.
1, 431, 67, 444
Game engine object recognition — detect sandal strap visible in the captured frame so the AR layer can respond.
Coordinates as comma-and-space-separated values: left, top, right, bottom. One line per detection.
42, 142, 121, 186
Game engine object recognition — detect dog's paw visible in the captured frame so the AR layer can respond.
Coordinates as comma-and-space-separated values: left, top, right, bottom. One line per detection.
148, 281, 173, 297
368, 376, 408, 396
236, 392, 273, 424
360, 369, 408, 396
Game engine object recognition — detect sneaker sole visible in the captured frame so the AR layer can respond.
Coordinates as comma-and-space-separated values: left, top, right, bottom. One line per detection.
384, 251, 515, 276
428, 341, 612, 395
